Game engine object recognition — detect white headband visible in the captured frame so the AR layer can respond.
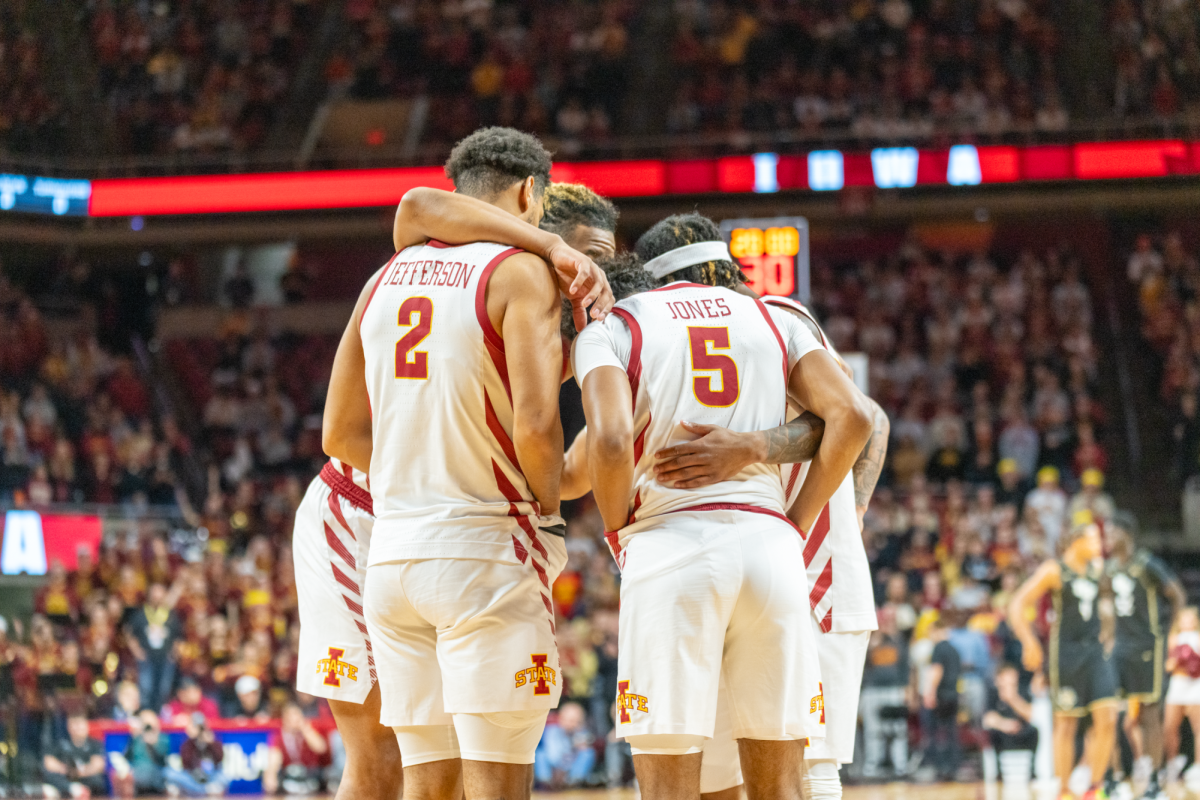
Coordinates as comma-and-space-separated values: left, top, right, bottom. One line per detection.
643, 241, 733, 279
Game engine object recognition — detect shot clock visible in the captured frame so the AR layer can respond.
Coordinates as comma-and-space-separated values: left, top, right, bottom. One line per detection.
718, 216, 810, 303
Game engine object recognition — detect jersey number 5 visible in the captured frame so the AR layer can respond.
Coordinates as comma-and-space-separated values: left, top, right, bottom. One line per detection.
396, 297, 433, 379
688, 327, 739, 406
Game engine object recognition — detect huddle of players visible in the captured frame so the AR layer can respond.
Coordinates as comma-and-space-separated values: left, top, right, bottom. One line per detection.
293, 125, 892, 800
1009, 514, 1186, 800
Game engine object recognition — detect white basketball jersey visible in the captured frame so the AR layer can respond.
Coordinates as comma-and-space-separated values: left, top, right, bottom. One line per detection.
358, 241, 546, 568
764, 296, 878, 634
573, 282, 822, 561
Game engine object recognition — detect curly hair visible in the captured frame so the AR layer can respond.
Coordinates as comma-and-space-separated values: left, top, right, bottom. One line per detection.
559, 252, 655, 341
633, 212, 744, 290
444, 127, 553, 199
540, 183, 619, 238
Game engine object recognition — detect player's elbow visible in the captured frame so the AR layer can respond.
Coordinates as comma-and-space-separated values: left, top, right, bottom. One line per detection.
838, 393, 874, 451
590, 423, 633, 464
514, 406, 561, 444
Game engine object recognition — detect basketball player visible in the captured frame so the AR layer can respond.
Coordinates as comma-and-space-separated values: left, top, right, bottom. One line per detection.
572, 232, 874, 800
559, 215, 886, 800
1010, 520, 1120, 800
323, 127, 572, 800
292, 456, 398, 800
1106, 513, 1184, 800
294, 178, 619, 800
391, 182, 616, 331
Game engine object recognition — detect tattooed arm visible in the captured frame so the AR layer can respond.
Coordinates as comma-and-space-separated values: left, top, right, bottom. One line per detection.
852, 399, 890, 528
652, 412, 825, 490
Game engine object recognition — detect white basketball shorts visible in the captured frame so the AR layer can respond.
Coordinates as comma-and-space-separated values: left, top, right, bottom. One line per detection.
699, 623, 872, 790
803, 626, 871, 764
365, 532, 568, 728
294, 466, 376, 703
615, 508, 824, 743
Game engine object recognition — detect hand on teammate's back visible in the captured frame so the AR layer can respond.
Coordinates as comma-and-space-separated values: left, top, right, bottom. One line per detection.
544, 239, 613, 331
652, 422, 761, 489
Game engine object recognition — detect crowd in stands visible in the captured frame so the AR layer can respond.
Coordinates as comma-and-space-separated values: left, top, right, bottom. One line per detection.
0, 0, 67, 156
665, 0, 1071, 142
7, 0, 1200, 160
1126, 230, 1200, 483
1109, 0, 1200, 121
0, 229, 1147, 792
84, 0, 321, 155
328, 0, 634, 155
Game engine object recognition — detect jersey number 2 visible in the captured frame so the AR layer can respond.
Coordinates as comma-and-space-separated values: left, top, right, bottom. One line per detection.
688, 327, 739, 406
396, 297, 433, 379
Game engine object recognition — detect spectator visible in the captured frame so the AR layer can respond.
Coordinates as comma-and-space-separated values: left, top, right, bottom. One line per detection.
121, 709, 170, 796
41, 711, 107, 799
264, 702, 330, 795
231, 675, 270, 721
999, 410, 1040, 481
535, 702, 596, 788
165, 712, 228, 797
860, 608, 910, 779
164, 676, 220, 725
922, 617, 962, 781
995, 459, 1030, 508
1067, 469, 1116, 523
1024, 466, 1068, 552
126, 582, 180, 711
223, 265, 255, 309
983, 663, 1038, 784
110, 681, 143, 722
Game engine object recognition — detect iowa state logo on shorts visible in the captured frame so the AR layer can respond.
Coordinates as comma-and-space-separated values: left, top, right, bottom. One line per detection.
317, 647, 359, 687
810, 682, 825, 724
616, 680, 649, 724
515, 654, 557, 695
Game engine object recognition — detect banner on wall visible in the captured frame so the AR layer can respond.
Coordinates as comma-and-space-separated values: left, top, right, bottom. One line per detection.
0, 510, 103, 575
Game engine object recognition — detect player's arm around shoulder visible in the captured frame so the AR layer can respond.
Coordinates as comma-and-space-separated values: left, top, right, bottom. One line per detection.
322, 265, 385, 473
491, 251, 565, 517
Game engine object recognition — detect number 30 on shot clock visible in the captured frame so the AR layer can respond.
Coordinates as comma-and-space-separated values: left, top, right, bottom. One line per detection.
718, 216, 810, 302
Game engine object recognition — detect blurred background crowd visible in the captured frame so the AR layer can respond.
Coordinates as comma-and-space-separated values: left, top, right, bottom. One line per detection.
4, 0, 1200, 164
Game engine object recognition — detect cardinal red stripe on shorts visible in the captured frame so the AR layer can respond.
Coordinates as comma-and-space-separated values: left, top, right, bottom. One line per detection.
324, 523, 355, 571
484, 391, 523, 476
819, 608, 833, 634
672, 502, 800, 533
803, 504, 831, 566
332, 562, 360, 595
326, 490, 356, 541
474, 246, 524, 402
343, 595, 364, 617
320, 462, 373, 515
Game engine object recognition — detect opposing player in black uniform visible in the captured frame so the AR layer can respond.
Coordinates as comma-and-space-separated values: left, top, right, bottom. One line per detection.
1010, 520, 1119, 800
1106, 513, 1185, 800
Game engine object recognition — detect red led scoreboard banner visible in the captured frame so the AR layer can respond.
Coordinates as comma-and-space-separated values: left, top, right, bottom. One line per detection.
1, 138, 1191, 218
